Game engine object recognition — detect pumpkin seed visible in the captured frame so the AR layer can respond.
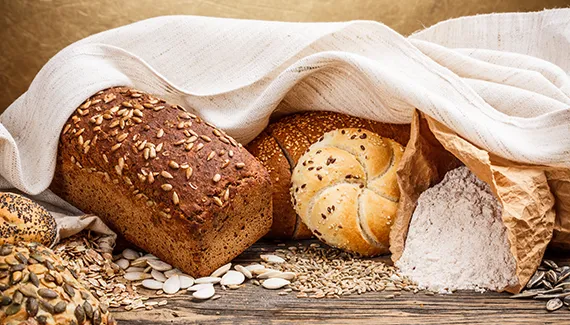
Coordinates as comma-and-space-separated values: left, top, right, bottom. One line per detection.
179, 275, 195, 289
12, 290, 24, 304
54, 301, 67, 314
142, 279, 164, 290
262, 278, 291, 289
235, 265, 252, 279
26, 297, 39, 317
38, 288, 58, 299
195, 276, 222, 284
0, 295, 12, 306
29, 272, 39, 287
92, 309, 102, 325
39, 300, 54, 314
36, 315, 48, 325
211, 263, 231, 278
192, 285, 215, 300
0, 245, 13, 256
221, 270, 245, 286
163, 275, 181, 294
75, 304, 86, 323
63, 283, 76, 298
15, 252, 28, 264
10, 270, 22, 285
83, 301, 94, 319
11, 263, 25, 272
5, 303, 21, 316
19, 284, 38, 297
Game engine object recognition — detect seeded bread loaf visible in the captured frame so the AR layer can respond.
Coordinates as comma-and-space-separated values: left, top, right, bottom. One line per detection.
0, 242, 115, 325
246, 111, 409, 239
291, 128, 403, 256
0, 193, 57, 247
50, 87, 273, 277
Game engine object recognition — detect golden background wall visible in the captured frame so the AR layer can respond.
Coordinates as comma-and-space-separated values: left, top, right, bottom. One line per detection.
1, 0, 569, 111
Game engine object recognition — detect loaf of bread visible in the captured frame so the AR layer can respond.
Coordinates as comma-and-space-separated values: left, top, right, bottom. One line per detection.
246, 112, 409, 239
50, 87, 273, 277
291, 128, 403, 256
0, 242, 115, 325
0, 193, 57, 247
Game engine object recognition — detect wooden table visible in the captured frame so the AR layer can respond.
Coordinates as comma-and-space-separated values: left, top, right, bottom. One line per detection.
114, 240, 570, 324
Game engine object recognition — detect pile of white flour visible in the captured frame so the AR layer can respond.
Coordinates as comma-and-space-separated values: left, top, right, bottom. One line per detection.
395, 167, 517, 293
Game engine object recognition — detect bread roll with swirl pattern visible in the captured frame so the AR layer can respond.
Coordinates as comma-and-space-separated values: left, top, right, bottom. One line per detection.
290, 128, 403, 256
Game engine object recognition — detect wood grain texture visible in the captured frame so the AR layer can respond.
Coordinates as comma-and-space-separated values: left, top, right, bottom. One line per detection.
1, 0, 570, 111
114, 240, 570, 324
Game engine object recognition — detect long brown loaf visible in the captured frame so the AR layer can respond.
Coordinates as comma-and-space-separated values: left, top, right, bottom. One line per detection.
247, 111, 410, 239
50, 87, 273, 277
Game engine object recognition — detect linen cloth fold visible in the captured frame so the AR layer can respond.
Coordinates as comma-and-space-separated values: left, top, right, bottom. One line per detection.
1, 9, 569, 243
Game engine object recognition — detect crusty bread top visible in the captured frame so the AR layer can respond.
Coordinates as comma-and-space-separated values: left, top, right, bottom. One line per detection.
59, 87, 268, 229
291, 128, 403, 256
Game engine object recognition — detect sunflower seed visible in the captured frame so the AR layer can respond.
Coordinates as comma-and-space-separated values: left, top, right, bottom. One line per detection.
262, 278, 290, 290
527, 271, 545, 288
163, 275, 181, 294
546, 270, 558, 284
544, 260, 558, 270
211, 263, 231, 278
546, 298, 563, 311
193, 285, 215, 300
221, 271, 245, 286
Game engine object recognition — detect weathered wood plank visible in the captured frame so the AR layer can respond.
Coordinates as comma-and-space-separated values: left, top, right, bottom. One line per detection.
114, 240, 570, 324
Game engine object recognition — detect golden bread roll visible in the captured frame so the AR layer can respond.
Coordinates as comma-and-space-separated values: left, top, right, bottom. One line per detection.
0, 242, 115, 325
246, 111, 410, 239
291, 128, 403, 256
0, 193, 57, 247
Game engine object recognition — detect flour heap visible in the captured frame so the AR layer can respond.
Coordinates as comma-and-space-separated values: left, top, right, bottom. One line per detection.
395, 167, 517, 293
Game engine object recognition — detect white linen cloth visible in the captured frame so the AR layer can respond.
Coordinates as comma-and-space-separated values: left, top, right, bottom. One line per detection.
1, 10, 569, 242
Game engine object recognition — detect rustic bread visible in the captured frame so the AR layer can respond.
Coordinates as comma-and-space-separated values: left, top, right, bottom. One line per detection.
0, 242, 115, 325
291, 128, 403, 256
0, 193, 57, 247
50, 87, 272, 277
246, 111, 410, 239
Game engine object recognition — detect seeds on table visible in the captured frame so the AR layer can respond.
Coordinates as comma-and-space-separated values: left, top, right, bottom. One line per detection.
211, 263, 232, 278
262, 278, 291, 290
193, 285, 216, 300
163, 275, 181, 294
221, 271, 245, 286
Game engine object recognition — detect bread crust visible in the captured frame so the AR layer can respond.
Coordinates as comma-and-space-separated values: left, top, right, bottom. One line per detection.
51, 87, 272, 276
247, 111, 409, 239
291, 128, 403, 256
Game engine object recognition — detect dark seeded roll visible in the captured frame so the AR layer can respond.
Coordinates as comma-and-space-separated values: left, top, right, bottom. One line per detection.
247, 111, 410, 239
50, 87, 273, 277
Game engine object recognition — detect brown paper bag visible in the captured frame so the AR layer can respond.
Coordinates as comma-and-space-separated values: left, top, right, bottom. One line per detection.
390, 111, 570, 293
